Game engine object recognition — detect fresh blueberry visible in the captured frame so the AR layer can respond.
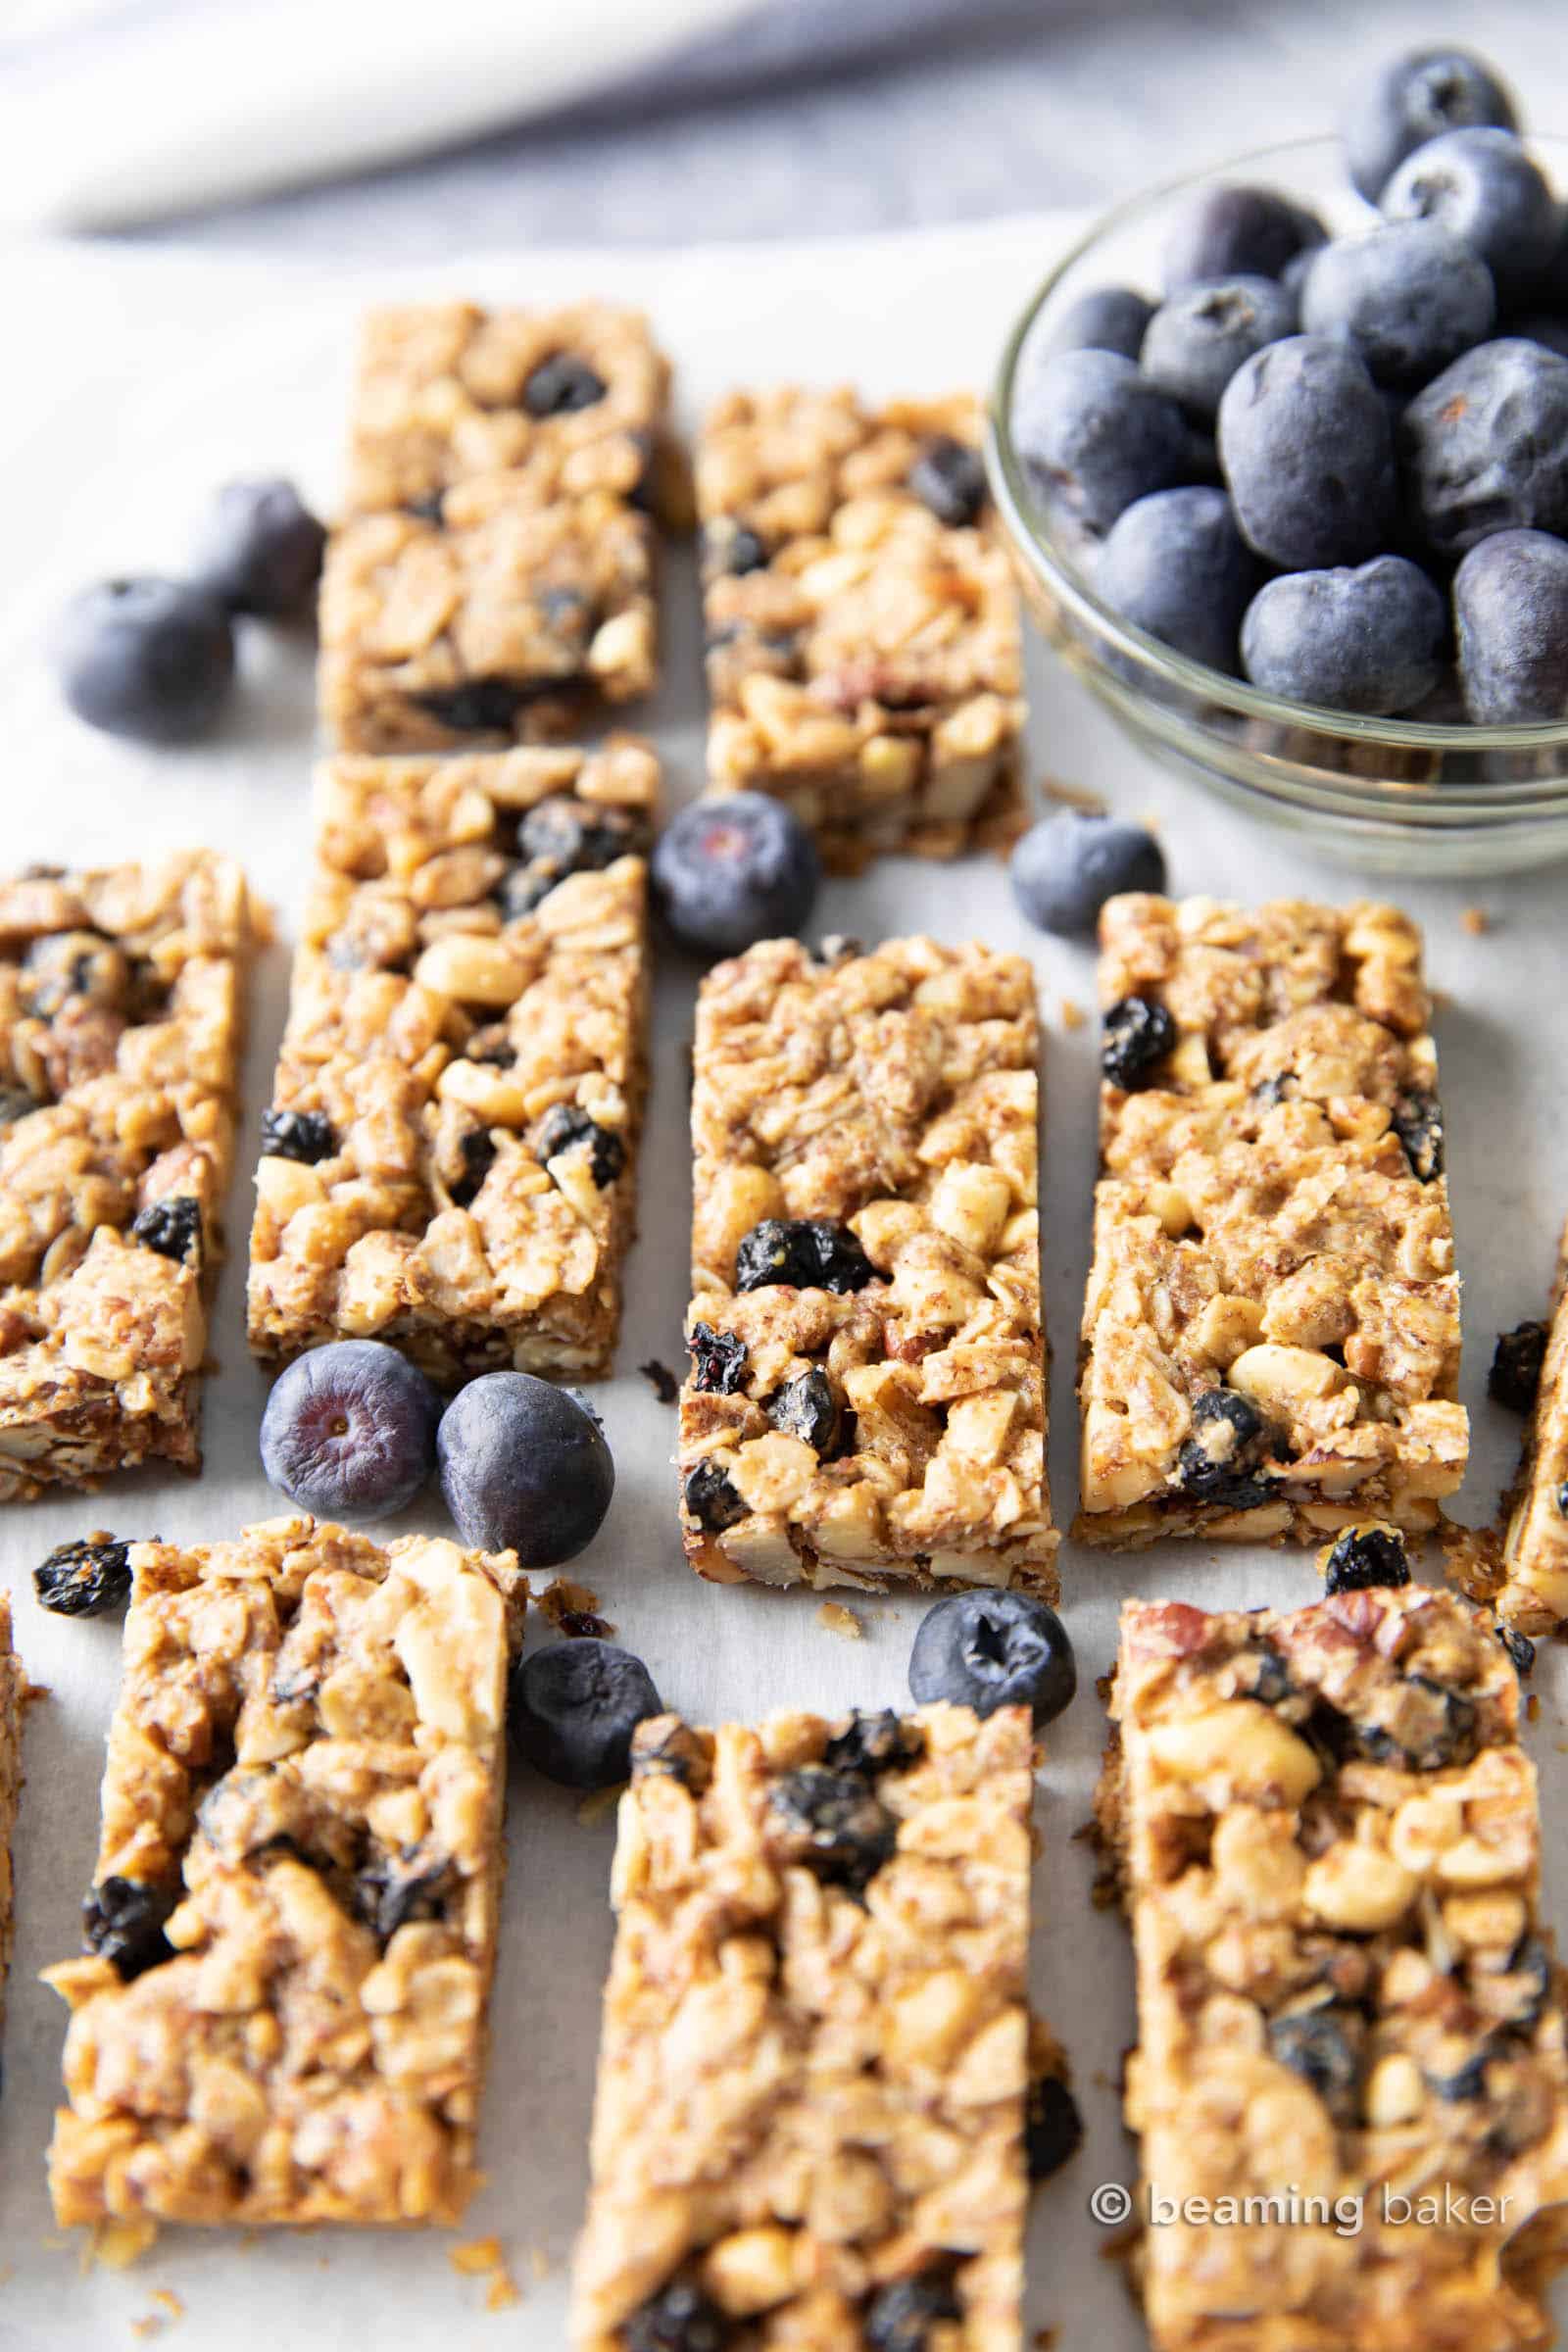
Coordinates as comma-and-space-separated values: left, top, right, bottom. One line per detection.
190, 477, 326, 619
650, 793, 820, 957
1241, 556, 1446, 716
56, 577, 235, 745
1010, 810, 1165, 938
1217, 336, 1396, 569
1160, 184, 1325, 292
1095, 485, 1262, 673
1012, 349, 1190, 534
1455, 530, 1568, 721
510, 1639, 662, 1788
908, 1590, 1076, 1729
437, 1372, 613, 1564
261, 1340, 441, 1522
1382, 129, 1557, 302
1042, 284, 1155, 362
1344, 46, 1518, 203
1299, 222, 1495, 390
1141, 276, 1297, 421
1400, 340, 1568, 556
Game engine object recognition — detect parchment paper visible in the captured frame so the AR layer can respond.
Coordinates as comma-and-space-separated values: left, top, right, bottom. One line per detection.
0, 214, 1563, 2350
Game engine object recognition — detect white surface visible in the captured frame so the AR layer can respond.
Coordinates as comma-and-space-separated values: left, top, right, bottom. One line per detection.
0, 214, 1564, 2350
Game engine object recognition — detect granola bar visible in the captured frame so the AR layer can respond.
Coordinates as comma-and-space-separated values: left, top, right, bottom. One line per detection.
0, 852, 252, 1498
0, 1597, 24, 2019
698, 388, 1025, 868
1490, 1216, 1568, 1632
247, 741, 656, 1385
677, 937, 1055, 1595
1076, 894, 1467, 1547
45, 1513, 525, 2230
572, 1701, 1044, 2352
1099, 1585, 1568, 2352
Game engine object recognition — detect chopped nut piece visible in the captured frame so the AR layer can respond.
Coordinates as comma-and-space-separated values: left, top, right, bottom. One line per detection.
817, 1600, 863, 1641
1461, 906, 1490, 936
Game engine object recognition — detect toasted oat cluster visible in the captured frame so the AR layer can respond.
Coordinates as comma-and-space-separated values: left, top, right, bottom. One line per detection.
247, 742, 656, 1385
1076, 894, 1467, 1547
0, 1597, 24, 2014
698, 387, 1025, 868
677, 937, 1055, 1596
0, 852, 252, 1498
1486, 1217, 1568, 1634
1100, 1586, 1568, 2352
45, 1515, 525, 2230
572, 1702, 1046, 2352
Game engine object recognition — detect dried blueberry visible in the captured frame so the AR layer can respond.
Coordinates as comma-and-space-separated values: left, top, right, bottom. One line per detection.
1426, 2046, 1492, 2102
733, 1218, 874, 1296
405, 492, 446, 524
1490, 1321, 1547, 1412
863, 2271, 961, 2352
1175, 1389, 1270, 1502
688, 1323, 750, 1395
908, 434, 987, 526
822, 1709, 921, 1779
682, 1457, 748, 1533
768, 1766, 897, 1892
703, 520, 770, 575
450, 1126, 497, 1207
1498, 1623, 1537, 1678
1246, 1639, 1295, 1706
357, 1853, 456, 1942
84, 1876, 177, 1981
1025, 2075, 1085, 2180
1392, 1089, 1444, 1182
1322, 1524, 1411, 1594
536, 1102, 625, 1188
1268, 2008, 1360, 2117
630, 1721, 703, 1787
908, 1590, 1076, 1728
1496, 1934, 1553, 2032
639, 1358, 679, 1405
766, 1368, 843, 1456
33, 1534, 133, 1618
511, 1639, 662, 1788
621, 2278, 728, 2352
259, 1105, 336, 1165
413, 680, 530, 734
0, 1085, 37, 1127
502, 796, 645, 917
521, 353, 608, 416
1363, 1674, 1478, 1772
1102, 996, 1176, 1089
130, 1194, 201, 1264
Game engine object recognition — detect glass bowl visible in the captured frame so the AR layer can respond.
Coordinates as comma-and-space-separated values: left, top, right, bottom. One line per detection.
986, 132, 1568, 877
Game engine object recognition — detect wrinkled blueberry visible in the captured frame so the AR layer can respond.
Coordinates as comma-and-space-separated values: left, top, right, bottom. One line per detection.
1299, 222, 1495, 391
1161, 183, 1324, 292
622, 2278, 728, 2352
1094, 486, 1261, 676
1102, 996, 1176, 1089
1498, 1623, 1537, 1678
130, 1194, 201, 1264
1323, 1523, 1412, 1593
84, 1877, 177, 1981
511, 1639, 662, 1788
908, 1590, 1076, 1728
357, 1853, 455, 1941
682, 1457, 748, 1533
688, 1323, 750, 1395
1427, 2046, 1492, 2102
1247, 1640, 1296, 1707
438, 1373, 614, 1564
261, 1339, 442, 1522
190, 477, 326, 619
864, 2272, 961, 2352
1240, 556, 1446, 716
1025, 2075, 1085, 2180
1268, 2009, 1360, 2116
1176, 1388, 1272, 1503
766, 1368, 844, 1456
1490, 1321, 1547, 1411
1013, 349, 1190, 534
651, 793, 820, 958
1142, 275, 1298, 421
521, 353, 607, 416
703, 519, 769, 575
1455, 530, 1568, 722
1497, 1933, 1552, 2029
907, 433, 987, 526
1382, 129, 1557, 302
450, 1125, 496, 1207
1217, 336, 1396, 569
536, 1102, 625, 1188
414, 680, 529, 734
259, 1105, 336, 1165
1042, 284, 1155, 362
822, 1709, 921, 1778
1392, 1088, 1444, 1182
1344, 45, 1518, 203
767, 1765, 897, 1891
734, 1218, 874, 1296
1011, 808, 1167, 937
1400, 341, 1568, 556
33, 1534, 133, 1617
56, 578, 235, 746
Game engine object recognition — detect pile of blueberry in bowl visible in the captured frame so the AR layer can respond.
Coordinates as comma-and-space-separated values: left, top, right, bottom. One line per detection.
986, 46, 1568, 875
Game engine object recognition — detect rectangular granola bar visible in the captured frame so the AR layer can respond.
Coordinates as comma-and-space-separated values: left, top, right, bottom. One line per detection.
247, 740, 656, 1385
320, 301, 671, 749
1099, 1585, 1568, 2352
677, 936, 1055, 1594
45, 1514, 525, 2230
572, 1701, 1045, 2352
1490, 1216, 1568, 1633
1076, 893, 1467, 1547
0, 1597, 24, 2019
0, 852, 252, 1498
698, 387, 1025, 867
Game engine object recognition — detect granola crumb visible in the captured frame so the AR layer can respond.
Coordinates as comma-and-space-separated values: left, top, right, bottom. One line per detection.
450, 2238, 505, 2277
537, 1579, 614, 1640
1034, 2329, 1060, 2350
485, 2269, 522, 2314
1058, 998, 1086, 1033
150, 2291, 183, 2321
576, 1785, 624, 1828
638, 1358, 679, 1404
1461, 906, 1490, 936
1041, 774, 1106, 813
1529, 1692, 1543, 1722
86, 2218, 158, 2272
817, 1600, 864, 1641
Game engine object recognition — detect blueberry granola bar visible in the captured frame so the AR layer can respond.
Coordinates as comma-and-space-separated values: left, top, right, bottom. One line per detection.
1076, 894, 1466, 1547
1098, 1586, 1568, 2352
572, 1701, 1048, 2352
678, 937, 1055, 1595
45, 1514, 525, 2230
0, 852, 252, 1498
699, 388, 1025, 868
247, 741, 656, 1385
